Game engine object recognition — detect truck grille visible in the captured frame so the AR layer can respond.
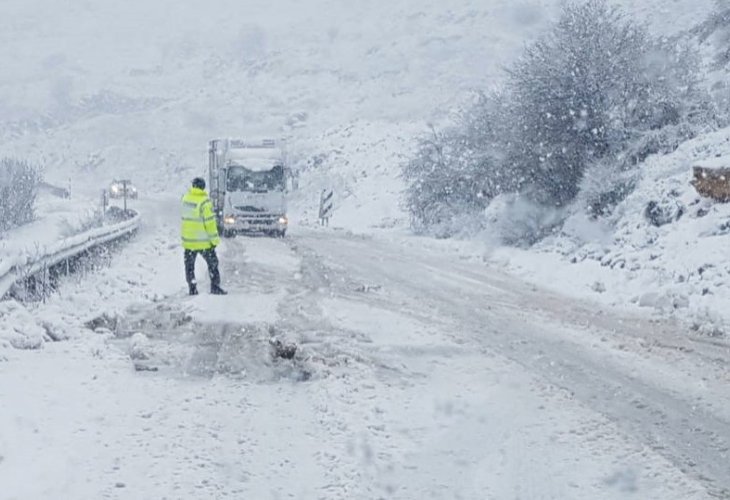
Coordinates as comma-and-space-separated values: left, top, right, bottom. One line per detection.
235, 214, 279, 225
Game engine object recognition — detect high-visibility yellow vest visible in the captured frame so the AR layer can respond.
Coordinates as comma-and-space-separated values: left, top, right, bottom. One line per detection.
181, 187, 220, 250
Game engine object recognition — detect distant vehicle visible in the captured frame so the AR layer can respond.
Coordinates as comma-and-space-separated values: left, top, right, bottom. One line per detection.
208, 138, 289, 238
108, 179, 138, 199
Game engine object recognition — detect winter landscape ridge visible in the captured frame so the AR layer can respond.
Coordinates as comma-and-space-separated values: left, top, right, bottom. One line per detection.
1, 0, 730, 499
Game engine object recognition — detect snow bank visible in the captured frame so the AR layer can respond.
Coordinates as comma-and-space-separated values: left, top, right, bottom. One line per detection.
0, 300, 45, 350
497, 126, 730, 334
0, 192, 98, 265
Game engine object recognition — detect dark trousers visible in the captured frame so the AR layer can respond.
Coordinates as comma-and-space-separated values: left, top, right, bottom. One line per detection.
184, 248, 220, 289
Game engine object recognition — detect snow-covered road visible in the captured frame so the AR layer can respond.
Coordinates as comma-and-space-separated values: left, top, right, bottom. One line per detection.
292, 229, 730, 498
1, 207, 728, 499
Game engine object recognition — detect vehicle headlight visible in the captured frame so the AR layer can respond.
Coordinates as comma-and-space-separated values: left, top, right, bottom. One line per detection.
224, 216, 236, 225
278, 216, 288, 225
111, 185, 119, 192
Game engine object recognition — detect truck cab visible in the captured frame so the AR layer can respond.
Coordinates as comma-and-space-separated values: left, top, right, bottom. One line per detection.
209, 139, 289, 237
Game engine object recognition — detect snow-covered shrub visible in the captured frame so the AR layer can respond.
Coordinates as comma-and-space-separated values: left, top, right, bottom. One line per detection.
403, 126, 470, 235
578, 159, 639, 218
483, 193, 566, 247
403, 93, 512, 236
0, 158, 42, 232
644, 198, 685, 227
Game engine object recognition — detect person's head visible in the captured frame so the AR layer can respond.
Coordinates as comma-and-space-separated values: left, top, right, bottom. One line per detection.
192, 177, 206, 190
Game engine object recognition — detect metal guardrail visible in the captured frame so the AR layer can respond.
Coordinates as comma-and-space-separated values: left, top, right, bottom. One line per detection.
0, 211, 140, 299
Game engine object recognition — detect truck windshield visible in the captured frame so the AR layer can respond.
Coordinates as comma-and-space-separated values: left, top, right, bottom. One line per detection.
226, 165, 284, 192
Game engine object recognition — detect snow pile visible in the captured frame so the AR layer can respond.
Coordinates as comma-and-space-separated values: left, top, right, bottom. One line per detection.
0, 300, 46, 350
128, 332, 152, 361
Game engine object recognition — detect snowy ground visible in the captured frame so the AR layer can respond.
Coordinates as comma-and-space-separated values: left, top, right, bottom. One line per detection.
2, 202, 728, 498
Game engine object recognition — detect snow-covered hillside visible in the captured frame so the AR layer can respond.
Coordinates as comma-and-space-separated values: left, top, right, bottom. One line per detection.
464, 2, 730, 335
0, 0, 715, 226
494, 125, 730, 333
0, 0, 559, 184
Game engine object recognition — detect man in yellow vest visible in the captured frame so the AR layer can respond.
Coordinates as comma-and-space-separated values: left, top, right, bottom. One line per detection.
181, 177, 227, 295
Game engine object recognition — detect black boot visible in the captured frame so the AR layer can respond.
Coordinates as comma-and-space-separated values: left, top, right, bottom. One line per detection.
210, 285, 227, 295
189, 283, 198, 295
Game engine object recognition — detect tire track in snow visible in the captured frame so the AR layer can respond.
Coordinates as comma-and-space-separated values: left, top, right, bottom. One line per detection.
292, 229, 730, 498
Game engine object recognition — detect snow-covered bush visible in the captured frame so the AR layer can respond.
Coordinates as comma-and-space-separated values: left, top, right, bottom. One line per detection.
578, 159, 638, 218
0, 158, 42, 232
403, 93, 511, 236
483, 193, 566, 247
644, 197, 685, 227
403, 126, 470, 235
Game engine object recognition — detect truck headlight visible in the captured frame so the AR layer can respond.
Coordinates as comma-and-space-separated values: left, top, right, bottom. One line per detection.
278, 216, 288, 225
224, 216, 236, 225
111, 185, 119, 193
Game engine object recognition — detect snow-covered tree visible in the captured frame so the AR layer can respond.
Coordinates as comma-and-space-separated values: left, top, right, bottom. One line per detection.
505, 0, 699, 206
402, 126, 471, 236
693, 0, 730, 122
504, 0, 714, 214
403, 93, 509, 236
404, 0, 715, 236
696, 0, 730, 68
0, 158, 41, 232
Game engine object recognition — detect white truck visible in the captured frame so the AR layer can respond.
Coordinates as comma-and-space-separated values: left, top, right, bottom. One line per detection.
208, 138, 288, 237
